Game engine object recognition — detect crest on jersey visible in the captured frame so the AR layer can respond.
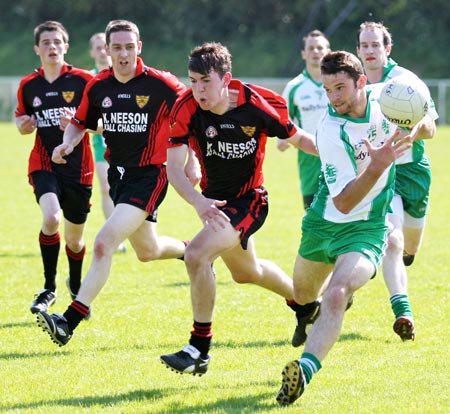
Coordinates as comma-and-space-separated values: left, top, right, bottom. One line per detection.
102, 97, 113, 108
205, 126, 218, 138
136, 95, 149, 108
241, 126, 256, 137
324, 163, 337, 184
62, 91, 75, 103
32, 96, 42, 107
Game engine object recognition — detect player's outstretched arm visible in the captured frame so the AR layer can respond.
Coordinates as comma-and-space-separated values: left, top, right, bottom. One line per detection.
52, 122, 85, 164
285, 128, 318, 155
167, 146, 228, 230
410, 114, 436, 141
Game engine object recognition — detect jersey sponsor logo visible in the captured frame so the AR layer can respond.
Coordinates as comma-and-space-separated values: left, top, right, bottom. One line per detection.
102, 112, 149, 133
102, 97, 113, 108
62, 91, 75, 103
46, 91, 58, 97
205, 126, 218, 138
32, 96, 42, 107
35, 106, 77, 128
118, 94, 131, 98
324, 163, 337, 184
301, 104, 328, 112
136, 95, 149, 108
206, 138, 257, 159
220, 123, 235, 129
240, 126, 256, 137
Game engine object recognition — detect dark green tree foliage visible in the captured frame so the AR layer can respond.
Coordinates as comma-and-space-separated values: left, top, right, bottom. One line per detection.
1, 0, 449, 78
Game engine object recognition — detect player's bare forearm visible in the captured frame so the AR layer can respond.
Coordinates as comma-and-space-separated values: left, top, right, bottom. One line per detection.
286, 129, 318, 155
411, 115, 436, 141
52, 123, 85, 164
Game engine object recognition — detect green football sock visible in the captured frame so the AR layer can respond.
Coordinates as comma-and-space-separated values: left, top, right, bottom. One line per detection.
390, 293, 414, 319
300, 352, 322, 384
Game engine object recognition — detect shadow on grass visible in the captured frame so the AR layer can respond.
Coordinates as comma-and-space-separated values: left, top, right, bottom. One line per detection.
2, 388, 281, 413
0, 251, 40, 258
0, 350, 71, 360
213, 339, 288, 348
338, 332, 370, 342
0, 321, 35, 329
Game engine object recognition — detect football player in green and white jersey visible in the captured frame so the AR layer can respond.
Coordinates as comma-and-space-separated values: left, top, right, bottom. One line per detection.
276, 50, 434, 407
277, 30, 330, 209
357, 21, 438, 341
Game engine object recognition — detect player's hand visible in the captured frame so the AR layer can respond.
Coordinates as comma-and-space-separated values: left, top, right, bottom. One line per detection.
194, 197, 229, 231
52, 143, 74, 164
59, 107, 74, 131
276, 138, 290, 152
17, 115, 37, 135
363, 131, 412, 171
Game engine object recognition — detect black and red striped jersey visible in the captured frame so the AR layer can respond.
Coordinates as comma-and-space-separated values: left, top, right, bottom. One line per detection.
15, 63, 94, 185
71, 57, 186, 168
168, 79, 297, 199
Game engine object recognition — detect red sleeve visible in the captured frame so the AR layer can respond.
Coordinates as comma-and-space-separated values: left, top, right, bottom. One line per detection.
247, 83, 297, 139
168, 89, 198, 147
15, 74, 37, 117
70, 75, 100, 131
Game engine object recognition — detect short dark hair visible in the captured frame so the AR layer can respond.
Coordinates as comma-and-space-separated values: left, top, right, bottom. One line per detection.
320, 51, 364, 84
105, 20, 140, 45
357, 21, 393, 48
303, 29, 330, 50
89, 32, 106, 48
33, 21, 68, 46
188, 42, 232, 78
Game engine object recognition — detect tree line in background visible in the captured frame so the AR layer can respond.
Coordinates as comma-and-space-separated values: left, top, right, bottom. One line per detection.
1, 0, 449, 79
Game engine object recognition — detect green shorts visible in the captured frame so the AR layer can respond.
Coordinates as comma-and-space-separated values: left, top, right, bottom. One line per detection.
298, 150, 321, 197
92, 133, 107, 163
395, 157, 431, 219
299, 209, 388, 270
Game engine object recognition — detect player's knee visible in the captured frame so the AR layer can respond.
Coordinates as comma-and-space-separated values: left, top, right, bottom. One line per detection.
324, 285, 350, 312
183, 244, 204, 269
136, 249, 158, 262
387, 228, 404, 253
43, 212, 61, 231
65, 238, 84, 253
92, 235, 115, 259
231, 270, 257, 284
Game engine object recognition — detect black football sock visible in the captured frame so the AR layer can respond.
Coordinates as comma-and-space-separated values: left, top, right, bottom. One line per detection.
66, 245, 86, 294
39, 231, 60, 292
286, 299, 319, 317
189, 321, 212, 359
63, 300, 90, 333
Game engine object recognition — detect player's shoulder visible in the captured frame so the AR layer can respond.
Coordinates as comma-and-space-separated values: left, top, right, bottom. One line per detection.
144, 66, 186, 94
19, 71, 40, 87
318, 109, 345, 134
69, 66, 95, 81
171, 89, 197, 116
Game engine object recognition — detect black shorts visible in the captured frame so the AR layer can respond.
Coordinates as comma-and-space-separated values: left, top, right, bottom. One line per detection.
29, 170, 92, 225
108, 164, 168, 222
219, 186, 269, 249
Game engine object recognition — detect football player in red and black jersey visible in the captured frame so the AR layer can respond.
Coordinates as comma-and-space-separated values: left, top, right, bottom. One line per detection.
160, 42, 318, 375
15, 21, 94, 316
35, 20, 199, 347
